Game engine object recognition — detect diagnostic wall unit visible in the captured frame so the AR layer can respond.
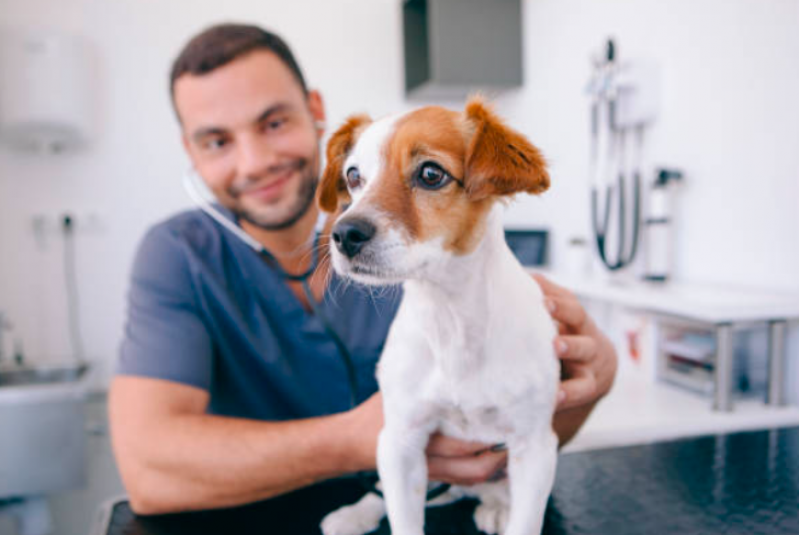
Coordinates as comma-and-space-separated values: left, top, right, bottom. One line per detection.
403, 0, 523, 99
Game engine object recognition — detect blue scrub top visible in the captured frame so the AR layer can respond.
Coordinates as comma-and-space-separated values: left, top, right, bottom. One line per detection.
117, 206, 401, 421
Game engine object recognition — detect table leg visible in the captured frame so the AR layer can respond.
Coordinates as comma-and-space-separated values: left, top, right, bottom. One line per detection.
767, 320, 787, 406
713, 323, 734, 412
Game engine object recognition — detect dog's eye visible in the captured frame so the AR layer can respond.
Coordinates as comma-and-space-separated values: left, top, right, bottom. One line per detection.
415, 162, 452, 190
345, 166, 363, 190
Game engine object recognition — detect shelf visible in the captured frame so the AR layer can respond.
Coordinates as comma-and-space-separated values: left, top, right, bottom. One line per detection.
536, 270, 799, 325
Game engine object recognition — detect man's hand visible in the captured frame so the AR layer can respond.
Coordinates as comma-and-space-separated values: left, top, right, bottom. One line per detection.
347, 275, 618, 478
426, 433, 507, 485
533, 274, 618, 444
346, 393, 506, 485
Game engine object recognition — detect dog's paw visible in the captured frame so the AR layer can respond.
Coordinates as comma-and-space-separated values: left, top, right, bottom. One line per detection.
320, 497, 384, 535
473, 502, 509, 535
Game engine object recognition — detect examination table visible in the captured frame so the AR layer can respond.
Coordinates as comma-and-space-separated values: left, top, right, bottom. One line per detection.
94, 426, 799, 534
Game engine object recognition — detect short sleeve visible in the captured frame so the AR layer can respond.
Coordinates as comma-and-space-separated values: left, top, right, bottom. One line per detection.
117, 224, 213, 390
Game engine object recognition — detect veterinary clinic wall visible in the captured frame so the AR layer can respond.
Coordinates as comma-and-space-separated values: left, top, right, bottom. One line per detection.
500, 0, 799, 291
0, 0, 796, 399
0, 0, 411, 382
498, 0, 799, 404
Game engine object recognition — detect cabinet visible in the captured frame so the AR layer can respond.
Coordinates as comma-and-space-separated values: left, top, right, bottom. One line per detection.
402, 0, 523, 98
539, 272, 798, 411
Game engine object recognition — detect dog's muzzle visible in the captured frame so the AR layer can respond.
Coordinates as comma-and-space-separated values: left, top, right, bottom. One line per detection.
332, 217, 376, 259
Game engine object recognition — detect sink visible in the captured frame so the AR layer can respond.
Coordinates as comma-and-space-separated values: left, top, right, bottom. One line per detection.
0, 362, 92, 499
0, 362, 89, 387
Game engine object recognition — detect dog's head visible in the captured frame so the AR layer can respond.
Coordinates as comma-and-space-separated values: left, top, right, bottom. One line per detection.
319, 97, 549, 285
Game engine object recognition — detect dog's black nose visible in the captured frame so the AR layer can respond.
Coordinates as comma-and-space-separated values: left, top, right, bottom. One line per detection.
332, 218, 376, 259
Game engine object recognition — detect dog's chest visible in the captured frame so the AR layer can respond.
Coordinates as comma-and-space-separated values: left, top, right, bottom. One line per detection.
437, 402, 516, 443
435, 358, 554, 439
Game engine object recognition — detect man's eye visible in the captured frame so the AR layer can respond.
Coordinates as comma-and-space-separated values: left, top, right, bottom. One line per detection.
203, 138, 228, 151
415, 162, 452, 190
265, 118, 287, 131
345, 166, 362, 189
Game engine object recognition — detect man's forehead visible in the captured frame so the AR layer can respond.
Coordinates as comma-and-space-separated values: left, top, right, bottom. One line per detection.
173, 49, 306, 131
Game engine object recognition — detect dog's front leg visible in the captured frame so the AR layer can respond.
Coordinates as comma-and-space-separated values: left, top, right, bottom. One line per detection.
377, 421, 434, 535
504, 428, 558, 535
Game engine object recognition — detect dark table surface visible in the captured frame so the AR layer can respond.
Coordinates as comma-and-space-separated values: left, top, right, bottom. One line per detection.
98, 426, 799, 535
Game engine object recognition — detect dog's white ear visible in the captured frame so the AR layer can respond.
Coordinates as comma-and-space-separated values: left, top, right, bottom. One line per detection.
318, 114, 372, 213
463, 96, 550, 201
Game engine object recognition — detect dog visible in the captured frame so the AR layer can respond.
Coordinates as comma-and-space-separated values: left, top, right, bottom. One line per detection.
317, 97, 559, 535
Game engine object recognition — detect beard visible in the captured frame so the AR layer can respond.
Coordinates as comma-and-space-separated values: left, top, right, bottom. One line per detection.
230, 157, 319, 231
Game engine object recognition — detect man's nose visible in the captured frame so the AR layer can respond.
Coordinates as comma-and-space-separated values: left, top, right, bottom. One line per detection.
332, 218, 376, 259
237, 134, 276, 178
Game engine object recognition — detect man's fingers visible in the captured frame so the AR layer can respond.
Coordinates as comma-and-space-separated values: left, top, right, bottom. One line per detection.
555, 335, 597, 363
532, 273, 571, 299
427, 450, 508, 486
545, 295, 589, 332
557, 367, 598, 411
426, 433, 492, 457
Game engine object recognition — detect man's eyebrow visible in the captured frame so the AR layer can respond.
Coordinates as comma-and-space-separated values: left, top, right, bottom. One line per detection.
255, 102, 292, 124
192, 127, 226, 143
191, 103, 294, 142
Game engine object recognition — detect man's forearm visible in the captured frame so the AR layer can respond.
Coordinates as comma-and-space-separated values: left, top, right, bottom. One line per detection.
118, 411, 365, 515
553, 402, 597, 448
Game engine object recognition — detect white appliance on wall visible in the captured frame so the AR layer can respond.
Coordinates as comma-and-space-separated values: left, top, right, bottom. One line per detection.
0, 30, 94, 154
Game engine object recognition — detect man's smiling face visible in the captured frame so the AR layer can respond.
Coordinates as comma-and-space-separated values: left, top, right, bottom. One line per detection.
175, 49, 325, 230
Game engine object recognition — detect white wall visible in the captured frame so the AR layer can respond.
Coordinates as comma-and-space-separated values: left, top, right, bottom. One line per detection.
0, 0, 797, 394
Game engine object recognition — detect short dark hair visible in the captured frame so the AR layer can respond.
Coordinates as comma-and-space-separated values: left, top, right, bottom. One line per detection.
169, 23, 308, 108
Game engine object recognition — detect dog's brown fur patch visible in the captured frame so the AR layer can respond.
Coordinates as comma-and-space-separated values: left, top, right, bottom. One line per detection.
318, 114, 371, 213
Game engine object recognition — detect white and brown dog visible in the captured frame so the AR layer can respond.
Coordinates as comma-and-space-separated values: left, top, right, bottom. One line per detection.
318, 97, 559, 535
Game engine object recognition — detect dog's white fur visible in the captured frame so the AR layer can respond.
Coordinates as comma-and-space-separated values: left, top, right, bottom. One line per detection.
320, 110, 559, 535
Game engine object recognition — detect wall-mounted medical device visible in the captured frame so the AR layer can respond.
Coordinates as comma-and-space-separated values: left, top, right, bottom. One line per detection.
0, 31, 94, 154
402, 0, 523, 99
587, 39, 660, 273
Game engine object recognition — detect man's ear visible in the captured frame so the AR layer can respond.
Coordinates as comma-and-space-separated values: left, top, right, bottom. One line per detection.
463, 96, 550, 201
307, 89, 326, 136
318, 114, 371, 213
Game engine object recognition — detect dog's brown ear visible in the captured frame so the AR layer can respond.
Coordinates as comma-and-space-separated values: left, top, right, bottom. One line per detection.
462, 97, 550, 201
318, 114, 371, 213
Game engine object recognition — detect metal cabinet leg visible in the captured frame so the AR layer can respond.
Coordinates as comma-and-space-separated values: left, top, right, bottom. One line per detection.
768, 320, 787, 406
714, 324, 734, 412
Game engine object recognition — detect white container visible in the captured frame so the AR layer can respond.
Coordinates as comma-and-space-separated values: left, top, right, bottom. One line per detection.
644, 187, 671, 281
565, 236, 593, 278
0, 31, 94, 153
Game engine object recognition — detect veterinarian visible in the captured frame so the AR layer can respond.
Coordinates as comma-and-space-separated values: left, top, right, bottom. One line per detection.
109, 23, 618, 516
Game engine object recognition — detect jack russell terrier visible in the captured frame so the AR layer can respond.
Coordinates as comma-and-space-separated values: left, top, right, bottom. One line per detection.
318, 97, 559, 535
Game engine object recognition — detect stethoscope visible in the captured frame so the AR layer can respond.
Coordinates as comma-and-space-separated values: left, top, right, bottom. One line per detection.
588, 39, 642, 271
182, 169, 358, 406
182, 168, 450, 500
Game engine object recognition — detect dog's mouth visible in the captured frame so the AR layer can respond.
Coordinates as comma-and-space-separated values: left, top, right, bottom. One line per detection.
335, 254, 423, 286
346, 262, 407, 284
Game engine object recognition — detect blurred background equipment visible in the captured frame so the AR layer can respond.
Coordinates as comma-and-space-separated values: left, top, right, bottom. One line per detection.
0, 30, 94, 154
587, 38, 659, 273
643, 168, 684, 282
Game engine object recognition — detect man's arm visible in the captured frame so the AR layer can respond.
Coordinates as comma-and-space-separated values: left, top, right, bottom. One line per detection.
534, 274, 618, 447
110, 377, 513, 515
109, 376, 375, 515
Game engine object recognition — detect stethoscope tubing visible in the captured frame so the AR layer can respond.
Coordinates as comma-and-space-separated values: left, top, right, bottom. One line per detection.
183, 168, 450, 500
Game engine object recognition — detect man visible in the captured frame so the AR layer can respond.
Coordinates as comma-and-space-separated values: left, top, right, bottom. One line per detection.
109, 23, 617, 518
